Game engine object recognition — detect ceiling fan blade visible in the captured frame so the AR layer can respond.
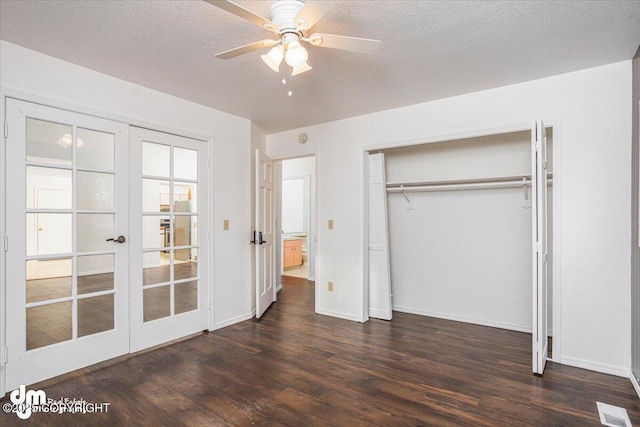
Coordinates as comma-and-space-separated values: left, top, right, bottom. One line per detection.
215, 39, 279, 59
294, 0, 338, 31
204, 0, 277, 33
306, 33, 381, 54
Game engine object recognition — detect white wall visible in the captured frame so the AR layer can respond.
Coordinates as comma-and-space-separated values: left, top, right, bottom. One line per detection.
0, 41, 254, 331
384, 131, 553, 183
267, 61, 632, 376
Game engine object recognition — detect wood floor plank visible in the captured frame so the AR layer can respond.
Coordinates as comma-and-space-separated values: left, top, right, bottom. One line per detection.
2, 276, 639, 426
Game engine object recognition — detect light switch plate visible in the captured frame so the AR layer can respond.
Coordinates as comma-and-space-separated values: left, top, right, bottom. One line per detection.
223, 219, 229, 230
328, 282, 334, 292
328, 219, 334, 230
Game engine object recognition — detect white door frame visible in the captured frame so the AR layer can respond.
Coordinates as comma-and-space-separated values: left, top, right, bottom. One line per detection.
1, 95, 7, 398
360, 120, 562, 364
271, 153, 318, 313
0, 89, 216, 397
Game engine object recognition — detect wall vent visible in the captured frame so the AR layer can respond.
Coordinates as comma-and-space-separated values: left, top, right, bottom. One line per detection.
597, 402, 632, 427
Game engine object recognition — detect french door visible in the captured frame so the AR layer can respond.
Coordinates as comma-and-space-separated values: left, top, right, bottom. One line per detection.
4, 100, 210, 389
5, 99, 129, 389
129, 127, 209, 351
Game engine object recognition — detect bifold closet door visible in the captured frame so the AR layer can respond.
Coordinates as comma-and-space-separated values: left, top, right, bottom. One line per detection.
532, 119, 549, 375
368, 153, 392, 320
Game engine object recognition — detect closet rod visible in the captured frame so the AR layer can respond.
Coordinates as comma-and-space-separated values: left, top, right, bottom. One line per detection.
386, 177, 552, 193
386, 174, 553, 189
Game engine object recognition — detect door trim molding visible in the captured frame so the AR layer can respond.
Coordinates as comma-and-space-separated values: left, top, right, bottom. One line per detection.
631, 45, 640, 392
269, 152, 318, 314
0, 91, 6, 398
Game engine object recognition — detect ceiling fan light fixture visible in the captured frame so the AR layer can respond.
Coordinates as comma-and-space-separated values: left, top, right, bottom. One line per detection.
291, 61, 312, 76
261, 44, 284, 72
284, 40, 308, 68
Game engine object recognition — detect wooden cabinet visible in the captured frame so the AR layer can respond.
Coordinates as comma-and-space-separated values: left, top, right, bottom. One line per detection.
283, 239, 302, 268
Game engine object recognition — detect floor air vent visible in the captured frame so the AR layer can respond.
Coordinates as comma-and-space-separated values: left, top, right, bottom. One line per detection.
597, 402, 632, 427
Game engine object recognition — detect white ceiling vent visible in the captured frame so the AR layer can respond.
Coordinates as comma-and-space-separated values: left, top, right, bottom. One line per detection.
596, 402, 632, 427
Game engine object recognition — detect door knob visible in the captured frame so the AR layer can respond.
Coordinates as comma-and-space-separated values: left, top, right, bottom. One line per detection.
248, 230, 257, 245
106, 235, 126, 244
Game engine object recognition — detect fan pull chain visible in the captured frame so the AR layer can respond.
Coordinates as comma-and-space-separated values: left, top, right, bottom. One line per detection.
281, 59, 287, 86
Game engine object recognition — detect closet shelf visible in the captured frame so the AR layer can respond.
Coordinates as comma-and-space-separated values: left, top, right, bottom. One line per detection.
387, 174, 553, 193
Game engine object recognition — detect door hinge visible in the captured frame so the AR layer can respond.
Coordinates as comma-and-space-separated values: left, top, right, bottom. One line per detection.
4, 347, 8, 364
4, 235, 7, 252
3, 121, 7, 139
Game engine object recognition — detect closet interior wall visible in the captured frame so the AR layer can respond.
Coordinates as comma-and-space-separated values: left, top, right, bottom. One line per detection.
383, 130, 553, 333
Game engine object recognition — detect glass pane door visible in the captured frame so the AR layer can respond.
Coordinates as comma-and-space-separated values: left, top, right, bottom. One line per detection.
129, 127, 208, 352
5, 99, 129, 390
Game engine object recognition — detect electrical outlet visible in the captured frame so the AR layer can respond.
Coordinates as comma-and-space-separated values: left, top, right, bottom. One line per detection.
223, 219, 229, 230
328, 281, 334, 292
328, 219, 334, 230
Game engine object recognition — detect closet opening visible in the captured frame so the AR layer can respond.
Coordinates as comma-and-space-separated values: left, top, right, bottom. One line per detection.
275, 156, 316, 290
365, 125, 555, 372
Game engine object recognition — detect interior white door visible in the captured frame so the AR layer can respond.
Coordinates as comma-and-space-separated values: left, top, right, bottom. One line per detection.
129, 127, 209, 352
532, 119, 549, 375
5, 98, 129, 389
256, 149, 275, 318
368, 153, 393, 320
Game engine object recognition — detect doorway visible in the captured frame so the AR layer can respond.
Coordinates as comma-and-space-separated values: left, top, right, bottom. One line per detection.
276, 156, 316, 286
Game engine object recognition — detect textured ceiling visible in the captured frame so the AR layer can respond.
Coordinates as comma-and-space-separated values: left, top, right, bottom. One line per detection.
1, 1, 639, 134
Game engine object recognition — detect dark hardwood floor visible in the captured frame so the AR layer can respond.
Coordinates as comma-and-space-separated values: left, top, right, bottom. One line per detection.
2, 276, 639, 426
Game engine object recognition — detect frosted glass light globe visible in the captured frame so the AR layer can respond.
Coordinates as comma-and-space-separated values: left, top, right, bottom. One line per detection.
284, 41, 308, 68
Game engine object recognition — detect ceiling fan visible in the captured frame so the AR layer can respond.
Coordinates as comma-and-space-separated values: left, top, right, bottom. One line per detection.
205, 0, 381, 78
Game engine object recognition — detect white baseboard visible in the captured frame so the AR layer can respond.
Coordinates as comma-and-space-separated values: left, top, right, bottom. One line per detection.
308, 276, 316, 281
630, 372, 640, 399
212, 311, 254, 330
393, 305, 532, 334
316, 308, 360, 322
561, 356, 630, 378
276, 284, 283, 293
